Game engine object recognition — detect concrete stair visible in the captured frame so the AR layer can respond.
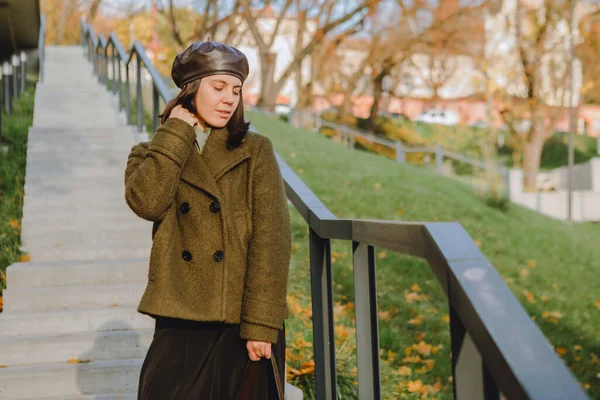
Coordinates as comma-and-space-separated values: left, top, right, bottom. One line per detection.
0, 46, 154, 400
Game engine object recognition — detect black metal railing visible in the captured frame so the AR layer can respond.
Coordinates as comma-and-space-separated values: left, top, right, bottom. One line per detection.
80, 19, 589, 400
0, 16, 44, 146
81, 18, 172, 135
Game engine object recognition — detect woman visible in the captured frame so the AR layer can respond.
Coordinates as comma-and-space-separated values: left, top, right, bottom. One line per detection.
124, 41, 291, 400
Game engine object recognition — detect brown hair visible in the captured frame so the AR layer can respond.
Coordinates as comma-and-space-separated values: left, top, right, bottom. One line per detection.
159, 79, 250, 150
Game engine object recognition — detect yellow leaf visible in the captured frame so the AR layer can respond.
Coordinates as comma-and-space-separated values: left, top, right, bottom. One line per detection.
405, 292, 420, 303
396, 209, 404, 216
433, 382, 443, 392
67, 358, 90, 364
520, 269, 530, 278
0, 295, 3, 312
474, 240, 481, 247
375, 182, 382, 190
556, 347, 568, 356
424, 359, 435, 370
298, 169, 304, 175
408, 315, 424, 325
110, 303, 119, 307
19, 254, 30, 262
415, 332, 426, 341
441, 314, 450, 323
528, 260, 536, 269
377, 251, 387, 259
411, 284, 421, 292
290, 152, 296, 158
8, 219, 20, 229
541, 295, 549, 303
0, 365, 7, 368
407, 380, 423, 393
574, 345, 582, 351
398, 366, 412, 376
584, 383, 590, 389
414, 341, 432, 356
595, 300, 600, 309
403, 355, 422, 364
523, 290, 535, 303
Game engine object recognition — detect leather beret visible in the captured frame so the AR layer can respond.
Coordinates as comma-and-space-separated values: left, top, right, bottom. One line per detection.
171, 42, 249, 88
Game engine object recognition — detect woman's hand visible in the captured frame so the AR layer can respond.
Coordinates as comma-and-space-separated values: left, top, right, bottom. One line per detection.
169, 104, 199, 127
246, 340, 272, 361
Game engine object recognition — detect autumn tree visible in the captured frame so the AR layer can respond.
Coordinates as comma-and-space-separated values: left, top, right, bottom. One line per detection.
239, 0, 380, 109
490, 0, 586, 190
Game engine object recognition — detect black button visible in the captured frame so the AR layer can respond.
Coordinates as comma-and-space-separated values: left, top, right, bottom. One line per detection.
213, 251, 224, 262
180, 202, 190, 214
210, 201, 221, 213
182, 250, 192, 261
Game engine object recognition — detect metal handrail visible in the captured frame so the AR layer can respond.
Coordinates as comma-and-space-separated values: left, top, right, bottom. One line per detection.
79, 18, 589, 400
37, 15, 46, 82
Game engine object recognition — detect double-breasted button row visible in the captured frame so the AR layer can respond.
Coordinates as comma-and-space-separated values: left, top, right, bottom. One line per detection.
181, 250, 224, 262
180, 201, 221, 214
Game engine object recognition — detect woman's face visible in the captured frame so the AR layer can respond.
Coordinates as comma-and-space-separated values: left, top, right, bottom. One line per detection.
193, 74, 242, 129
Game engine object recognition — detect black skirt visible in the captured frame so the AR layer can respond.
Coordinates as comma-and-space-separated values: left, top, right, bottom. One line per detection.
137, 316, 286, 400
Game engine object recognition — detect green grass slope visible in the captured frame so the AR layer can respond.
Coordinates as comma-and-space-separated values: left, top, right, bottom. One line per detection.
246, 111, 600, 399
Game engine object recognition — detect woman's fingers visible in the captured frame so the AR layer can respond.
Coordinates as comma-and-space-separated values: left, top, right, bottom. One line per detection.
264, 343, 272, 359
246, 341, 272, 361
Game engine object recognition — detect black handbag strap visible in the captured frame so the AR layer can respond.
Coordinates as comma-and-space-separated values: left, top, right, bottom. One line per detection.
235, 354, 284, 400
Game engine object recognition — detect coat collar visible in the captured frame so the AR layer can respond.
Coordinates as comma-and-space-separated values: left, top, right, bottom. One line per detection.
180, 127, 250, 200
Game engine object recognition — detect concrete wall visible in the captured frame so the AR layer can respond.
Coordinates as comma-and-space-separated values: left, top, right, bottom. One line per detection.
509, 161, 600, 221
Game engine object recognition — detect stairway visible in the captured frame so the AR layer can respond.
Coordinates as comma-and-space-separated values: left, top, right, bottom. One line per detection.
0, 46, 154, 399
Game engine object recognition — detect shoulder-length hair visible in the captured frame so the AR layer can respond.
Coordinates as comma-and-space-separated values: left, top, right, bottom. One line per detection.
159, 79, 250, 150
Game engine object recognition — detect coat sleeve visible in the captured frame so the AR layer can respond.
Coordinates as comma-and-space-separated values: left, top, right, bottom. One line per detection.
240, 136, 292, 344
124, 118, 197, 222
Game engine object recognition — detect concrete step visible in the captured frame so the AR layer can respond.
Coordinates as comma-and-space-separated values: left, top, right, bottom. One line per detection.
0, 358, 143, 399
6, 258, 149, 290
26, 246, 152, 262
0, 306, 154, 337
0, 329, 153, 367
41, 394, 137, 400
20, 227, 152, 249
21, 217, 150, 238
3, 283, 147, 312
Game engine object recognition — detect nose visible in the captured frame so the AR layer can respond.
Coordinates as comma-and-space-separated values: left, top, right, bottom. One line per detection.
222, 94, 235, 106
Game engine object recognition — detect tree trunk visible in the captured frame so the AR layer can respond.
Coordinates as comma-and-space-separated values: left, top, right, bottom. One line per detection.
367, 69, 385, 133
337, 84, 356, 122
257, 51, 277, 109
522, 117, 547, 191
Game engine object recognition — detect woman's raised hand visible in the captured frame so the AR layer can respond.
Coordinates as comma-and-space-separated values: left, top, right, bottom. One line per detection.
169, 104, 199, 127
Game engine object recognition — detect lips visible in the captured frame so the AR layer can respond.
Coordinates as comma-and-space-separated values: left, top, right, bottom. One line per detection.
216, 110, 231, 117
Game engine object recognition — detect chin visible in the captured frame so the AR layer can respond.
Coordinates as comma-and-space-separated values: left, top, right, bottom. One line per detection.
207, 118, 229, 129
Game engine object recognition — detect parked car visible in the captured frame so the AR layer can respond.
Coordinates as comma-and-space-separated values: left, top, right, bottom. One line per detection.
274, 103, 292, 116
414, 109, 460, 126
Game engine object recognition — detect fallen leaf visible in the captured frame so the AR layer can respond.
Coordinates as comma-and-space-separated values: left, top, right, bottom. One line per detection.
414, 341, 432, 356
110, 303, 119, 307
574, 345, 582, 351
404, 292, 420, 303
19, 255, 30, 262
595, 300, 600, 309
290, 152, 296, 158
415, 332, 426, 341
8, 220, 20, 229
520, 269, 530, 278
67, 358, 90, 364
377, 251, 387, 259
528, 260, 536, 269
407, 380, 423, 393
411, 284, 421, 292
523, 290, 535, 303
396, 209, 404, 216
0, 365, 7, 368
0, 295, 3, 312
374, 182, 382, 190
441, 315, 450, 323
556, 347, 568, 356
397, 366, 412, 376
408, 315, 425, 325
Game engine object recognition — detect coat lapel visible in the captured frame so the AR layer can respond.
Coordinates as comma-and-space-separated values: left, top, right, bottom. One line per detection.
180, 127, 250, 200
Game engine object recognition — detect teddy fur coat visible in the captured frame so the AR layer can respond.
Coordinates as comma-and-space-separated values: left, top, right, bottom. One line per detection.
124, 117, 291, 343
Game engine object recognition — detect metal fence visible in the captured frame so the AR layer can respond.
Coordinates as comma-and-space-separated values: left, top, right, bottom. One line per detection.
0, 16, 44, 151
80, 19, 589, 400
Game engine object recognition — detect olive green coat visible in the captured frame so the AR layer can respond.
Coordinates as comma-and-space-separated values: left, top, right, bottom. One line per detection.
124, 118, 291, 343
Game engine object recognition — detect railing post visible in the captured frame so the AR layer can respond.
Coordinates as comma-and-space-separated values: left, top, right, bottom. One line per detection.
449, 306, 500, 400
3, 62, 12, 115
349, 132, 355, 150
92, 47, 97, 76
309, 228, 337, 400
436, 143, 443, 174
153, 83, 159, 133
20, 52, 27, 92
103, 47, 109, 86
117, 56, 123, 110
111, 47, 117, 94
136, 57, 143, 132
12, 55, 19, 100
352, 242, 382, 400
125, 62, 131, 125
395, 141, 405, 163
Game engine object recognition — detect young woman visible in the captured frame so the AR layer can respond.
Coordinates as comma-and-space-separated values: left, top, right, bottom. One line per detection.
124, 41, 291, 400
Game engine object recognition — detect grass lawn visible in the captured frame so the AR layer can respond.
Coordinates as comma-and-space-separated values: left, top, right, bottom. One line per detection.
0, 85, 36, 307
246, 110, 600, 399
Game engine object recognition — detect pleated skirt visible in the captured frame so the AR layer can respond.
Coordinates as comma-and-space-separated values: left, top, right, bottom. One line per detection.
137, 316, 286, 400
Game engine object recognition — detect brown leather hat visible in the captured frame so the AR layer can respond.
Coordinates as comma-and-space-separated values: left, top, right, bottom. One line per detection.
171, 42, 249, 88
